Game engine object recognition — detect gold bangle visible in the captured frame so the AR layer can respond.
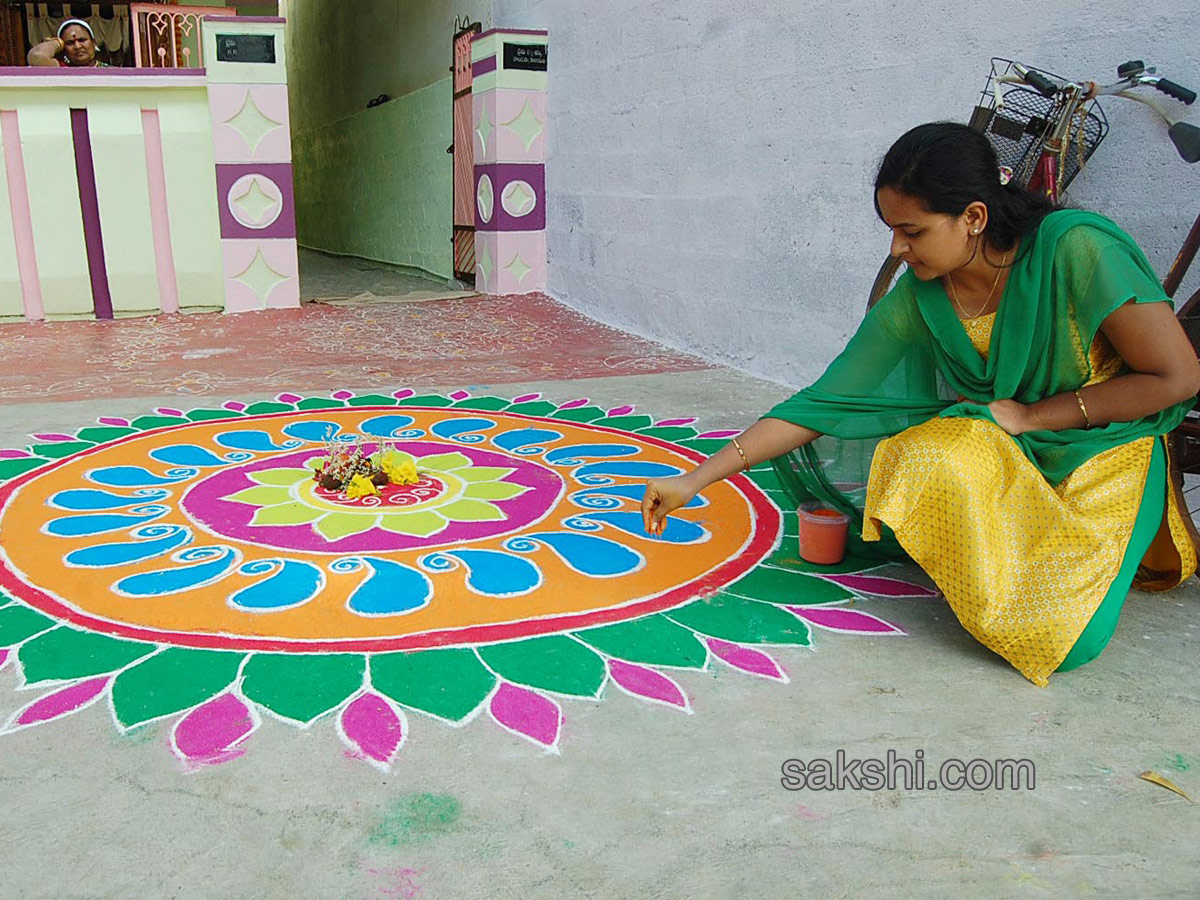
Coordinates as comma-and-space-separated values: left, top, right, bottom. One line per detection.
1074, 389, 1091, 429
730, 437, 751, 472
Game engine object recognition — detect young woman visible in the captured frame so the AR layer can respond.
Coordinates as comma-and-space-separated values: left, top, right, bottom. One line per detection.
27, 20, 108, 68
642, 122, 1200, 686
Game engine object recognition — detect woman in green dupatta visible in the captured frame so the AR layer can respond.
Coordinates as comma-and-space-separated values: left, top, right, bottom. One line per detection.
641, 122, 1200, 686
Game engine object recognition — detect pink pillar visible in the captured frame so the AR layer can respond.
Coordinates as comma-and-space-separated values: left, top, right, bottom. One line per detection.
471, 29, 548, 295
202, 16, 299, 313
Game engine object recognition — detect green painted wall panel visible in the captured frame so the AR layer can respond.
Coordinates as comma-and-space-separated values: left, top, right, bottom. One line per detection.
284, 0, 490, 136
88, 97, 160, 316
291, 77, 453, 280
18, 99, 92, 319
157, 94, 225, 313
0, 122, 24, 320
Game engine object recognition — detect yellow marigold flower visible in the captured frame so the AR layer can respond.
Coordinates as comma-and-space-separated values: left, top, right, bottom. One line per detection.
345, 473, 380, 499
391, 459, 420, 485
381, 451, 420, 486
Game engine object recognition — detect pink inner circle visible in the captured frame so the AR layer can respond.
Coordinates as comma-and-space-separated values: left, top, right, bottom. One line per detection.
180, 441, 562, 553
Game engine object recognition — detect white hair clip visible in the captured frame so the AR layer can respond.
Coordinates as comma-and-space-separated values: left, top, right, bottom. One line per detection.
998, 166, 1014, 186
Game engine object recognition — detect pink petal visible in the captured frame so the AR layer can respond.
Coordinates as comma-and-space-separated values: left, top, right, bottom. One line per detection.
337, 692, 406, 772
607, 659, 690, 710
655, 417, 697, 427
488, 683, 561, 752
788, 605, 906, 635
392, 388, 415, 400
707, 638, 788, 681
448, 390, 471, 401
222, 401, 247, 412
606, 404, 635, 417
697, 429, 741, 439
556, 398, 589, 410
512, 393, 541, 403
821, 573, 939, 598
154, 407, 184, 418
31, 433, 74, 442
276, 392, 302, 404
0, 649, 8, 671
331, 390, 355, 400
3, 676, 110, 732
98, 416, 130, 427
170, 693, 260, 769
0, 450, 32, 459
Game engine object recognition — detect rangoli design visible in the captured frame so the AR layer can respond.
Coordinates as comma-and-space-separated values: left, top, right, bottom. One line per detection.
0, 390, 934, 771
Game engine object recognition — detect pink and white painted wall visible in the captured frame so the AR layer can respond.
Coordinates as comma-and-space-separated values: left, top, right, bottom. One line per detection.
0, 15, 297, 321
471, 28, 547, 295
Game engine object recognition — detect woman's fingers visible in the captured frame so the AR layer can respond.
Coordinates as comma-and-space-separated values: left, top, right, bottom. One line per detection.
643, 476, 697, 536
641, 481, 660, 534
650, 500, 666, 536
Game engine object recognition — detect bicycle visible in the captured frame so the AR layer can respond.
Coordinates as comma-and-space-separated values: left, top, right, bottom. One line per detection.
867, 58, 1199, 307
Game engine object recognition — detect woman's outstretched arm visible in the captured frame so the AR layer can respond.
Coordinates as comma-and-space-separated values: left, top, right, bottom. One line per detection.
640, 417, 819, 533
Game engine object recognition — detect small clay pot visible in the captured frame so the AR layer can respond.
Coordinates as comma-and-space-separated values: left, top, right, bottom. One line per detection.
371, 471, 390, 486
320, 474, 341, 490
797, 504, 850, 565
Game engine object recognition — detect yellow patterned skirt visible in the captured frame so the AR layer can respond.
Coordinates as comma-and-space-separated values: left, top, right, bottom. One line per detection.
861, 315, 1196, 686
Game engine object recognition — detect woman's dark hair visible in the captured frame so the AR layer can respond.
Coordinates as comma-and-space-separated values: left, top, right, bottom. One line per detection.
874, 122, 1055, 252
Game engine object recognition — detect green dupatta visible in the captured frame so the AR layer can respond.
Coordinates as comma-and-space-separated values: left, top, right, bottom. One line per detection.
766, 209, 1192, 559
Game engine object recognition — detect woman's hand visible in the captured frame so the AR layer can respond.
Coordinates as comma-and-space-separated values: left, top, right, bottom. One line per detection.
27, 36, 64, 67
638, 418, 820, 535
988, 398, 1033, 436
641, 474, 700, 535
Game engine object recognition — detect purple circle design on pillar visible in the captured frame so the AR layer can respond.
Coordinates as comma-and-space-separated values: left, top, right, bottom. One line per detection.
477, 173, 495, 224
226, 173, 283, 229
500, 179, 537, 218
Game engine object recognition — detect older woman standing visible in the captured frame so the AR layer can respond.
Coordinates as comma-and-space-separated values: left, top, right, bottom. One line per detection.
27, 19, 108, 68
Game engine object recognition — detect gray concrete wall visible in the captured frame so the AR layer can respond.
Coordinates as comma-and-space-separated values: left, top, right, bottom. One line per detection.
493, 0, 1200, 388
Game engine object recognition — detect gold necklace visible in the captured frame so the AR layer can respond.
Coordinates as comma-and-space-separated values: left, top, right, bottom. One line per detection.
946, 250, 1010, 319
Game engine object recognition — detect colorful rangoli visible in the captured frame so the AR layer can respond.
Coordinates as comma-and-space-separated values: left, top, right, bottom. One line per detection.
0, 390, 934, 771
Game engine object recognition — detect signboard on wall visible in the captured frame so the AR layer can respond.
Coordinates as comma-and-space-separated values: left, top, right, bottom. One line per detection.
215, 33, 277, 64
503, 42, 547, 71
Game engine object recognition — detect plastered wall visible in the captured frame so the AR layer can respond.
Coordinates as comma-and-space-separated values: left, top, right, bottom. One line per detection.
493, 0, 1200, 387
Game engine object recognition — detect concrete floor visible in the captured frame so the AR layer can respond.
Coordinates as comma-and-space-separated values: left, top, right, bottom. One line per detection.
0, 286, 1198, 898
298, 248, 471, 303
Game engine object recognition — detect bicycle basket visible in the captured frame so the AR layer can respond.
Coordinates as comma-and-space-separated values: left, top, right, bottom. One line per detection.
967, 58, 1109, 197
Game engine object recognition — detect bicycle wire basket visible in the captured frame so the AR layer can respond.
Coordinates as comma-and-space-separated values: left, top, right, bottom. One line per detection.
967, 58, 1109, 198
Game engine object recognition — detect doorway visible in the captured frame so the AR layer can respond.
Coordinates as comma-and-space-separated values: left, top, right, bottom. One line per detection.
450, 17, 480, 286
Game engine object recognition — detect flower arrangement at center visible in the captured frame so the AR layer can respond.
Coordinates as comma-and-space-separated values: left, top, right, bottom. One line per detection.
311, 435, 422, 501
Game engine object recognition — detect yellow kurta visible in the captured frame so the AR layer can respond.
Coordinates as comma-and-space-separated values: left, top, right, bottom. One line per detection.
862, 313, 1197, 685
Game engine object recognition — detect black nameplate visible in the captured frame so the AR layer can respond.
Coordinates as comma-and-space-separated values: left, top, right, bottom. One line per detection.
503, 42, 547, 71
215, 33, 276, 64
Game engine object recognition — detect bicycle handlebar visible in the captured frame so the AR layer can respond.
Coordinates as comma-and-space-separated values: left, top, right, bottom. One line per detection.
1155, 78, 1197, 106
996, 60, 1199, 164
1020, 67, 1059, 98
1005, 60, 1196, 107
